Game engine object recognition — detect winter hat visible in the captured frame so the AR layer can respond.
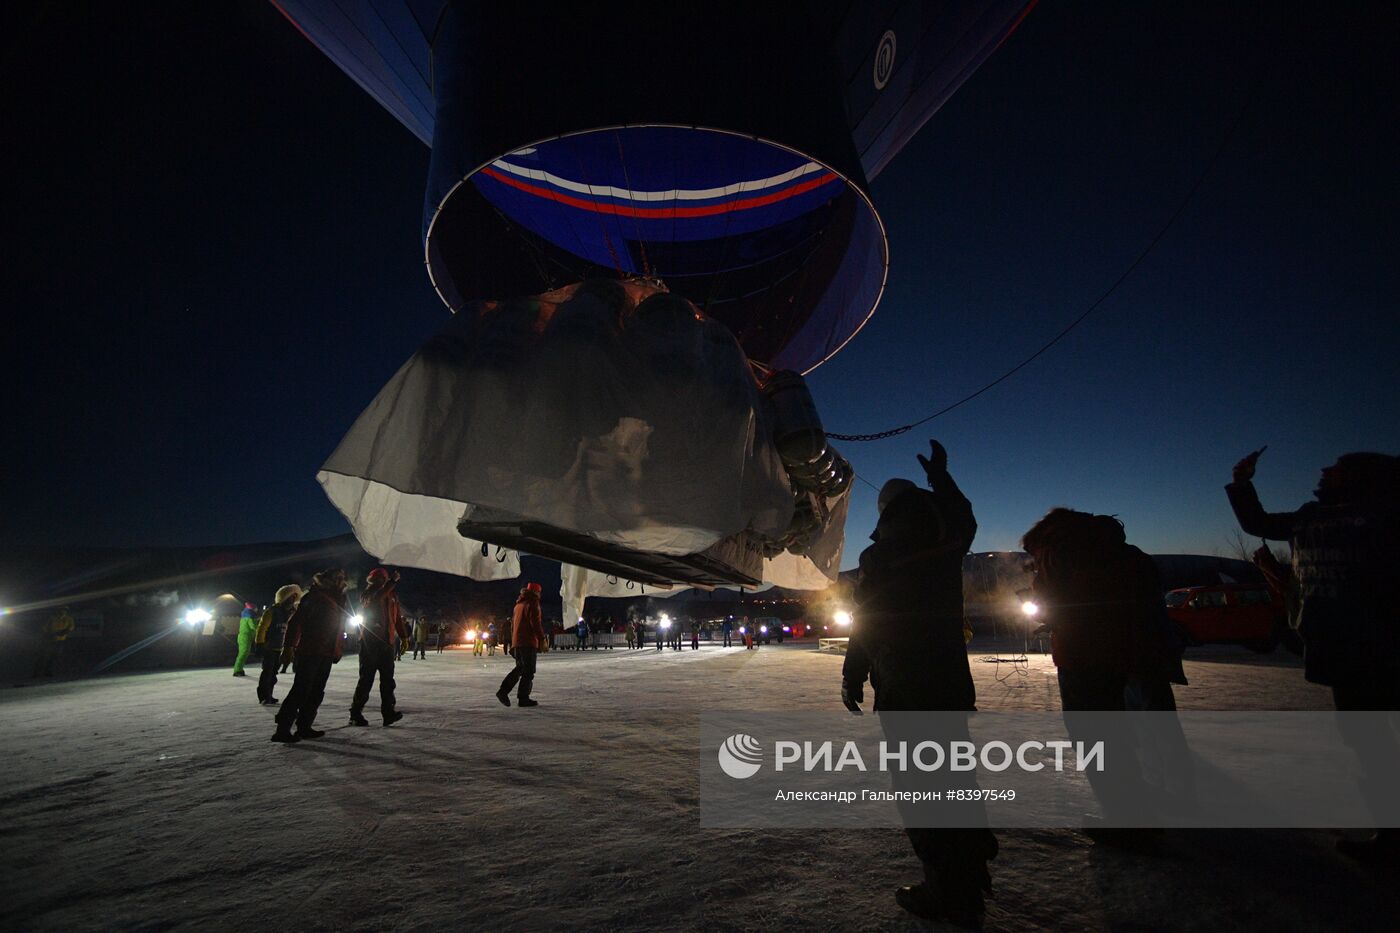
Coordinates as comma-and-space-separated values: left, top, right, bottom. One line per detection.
367, 567, 390, 584
275, 584, 303, 605
525, 582, 542, 593
313, 568, 345, 588
877, 478, 917, 513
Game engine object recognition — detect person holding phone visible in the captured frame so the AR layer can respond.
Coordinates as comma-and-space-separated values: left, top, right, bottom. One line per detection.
1227, 446, 1400, 859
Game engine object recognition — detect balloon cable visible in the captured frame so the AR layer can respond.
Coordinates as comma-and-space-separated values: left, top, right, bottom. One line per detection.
827, 83, 1255, 442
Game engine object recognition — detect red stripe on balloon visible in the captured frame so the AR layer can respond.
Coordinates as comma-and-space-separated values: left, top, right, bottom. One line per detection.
476, 166, 840, 219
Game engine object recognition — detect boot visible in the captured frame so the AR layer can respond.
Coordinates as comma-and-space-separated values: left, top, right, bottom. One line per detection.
1337, 830, 1400, 861
383, 710, 404, 726
1083, 825, 1162, 854
263, 696, 280, 705
495, 690, 511, 707
349, 711, 370, 726
894, 883, 942, 922
271, 726, 299, 744
296, 727, 326, 740
518, 697, 539, 707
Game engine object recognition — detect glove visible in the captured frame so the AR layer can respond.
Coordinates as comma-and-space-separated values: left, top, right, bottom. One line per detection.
1232, 446, 1266, 483
841, 679, 864, 714
916, 439, 949, 484
280, 647, 294, 666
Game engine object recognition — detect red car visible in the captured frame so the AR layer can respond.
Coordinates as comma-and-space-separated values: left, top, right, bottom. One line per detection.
1165, 583, 1299, 653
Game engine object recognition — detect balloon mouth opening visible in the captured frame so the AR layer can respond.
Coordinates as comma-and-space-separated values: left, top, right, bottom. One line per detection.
424, 124, 887, 373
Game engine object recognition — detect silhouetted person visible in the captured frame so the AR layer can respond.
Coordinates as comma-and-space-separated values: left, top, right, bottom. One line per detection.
1228, 448, 1400, 859
32, 607, 75, 678
272, 569, 349, 743
721, 617, 733, 647
412, 618, 428, 660
232, 603, 258, 678
255, 585, 301, 705
350, 567, 407, 727
841, 440, 996, 927
1022, 508, 1161, 846
576, 617, 589, 652
497, 583, 545, 707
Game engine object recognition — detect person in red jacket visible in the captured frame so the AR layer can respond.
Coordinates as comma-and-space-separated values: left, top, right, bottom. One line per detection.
495, 583, 546, 707
272, 569, 350, 743
350, 567, 408, 727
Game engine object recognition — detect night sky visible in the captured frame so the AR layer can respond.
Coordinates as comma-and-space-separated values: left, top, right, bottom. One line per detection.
6, 2, 1398, 565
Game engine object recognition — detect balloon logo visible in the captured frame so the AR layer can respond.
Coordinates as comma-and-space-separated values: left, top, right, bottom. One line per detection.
873, 30, 897, 90
717, 733, 764, 780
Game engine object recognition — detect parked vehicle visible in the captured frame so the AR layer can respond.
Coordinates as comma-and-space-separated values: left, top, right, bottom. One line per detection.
1165, 583, 1299, 653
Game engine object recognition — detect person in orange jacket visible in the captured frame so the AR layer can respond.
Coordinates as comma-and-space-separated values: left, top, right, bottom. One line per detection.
350, 567, 408, 727
495, 583, 546, 707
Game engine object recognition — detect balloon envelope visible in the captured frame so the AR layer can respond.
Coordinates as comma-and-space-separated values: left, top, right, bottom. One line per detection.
270, 0, 1033, 372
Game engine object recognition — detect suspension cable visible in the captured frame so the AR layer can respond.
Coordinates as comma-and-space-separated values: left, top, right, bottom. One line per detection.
828, 83, 1255, 442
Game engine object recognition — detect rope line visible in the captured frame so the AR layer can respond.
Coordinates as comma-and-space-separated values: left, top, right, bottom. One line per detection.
828, 83, 1254, 442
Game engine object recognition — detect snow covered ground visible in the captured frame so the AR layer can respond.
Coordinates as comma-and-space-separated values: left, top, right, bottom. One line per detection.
1, 641, 1391, 932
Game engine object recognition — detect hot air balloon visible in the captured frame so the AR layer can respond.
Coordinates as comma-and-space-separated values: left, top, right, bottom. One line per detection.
271, 0, 1034, 619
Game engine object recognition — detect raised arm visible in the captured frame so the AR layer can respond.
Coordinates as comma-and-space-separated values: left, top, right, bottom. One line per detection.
918, 439, 977, 551
1224, 449, 1297, 542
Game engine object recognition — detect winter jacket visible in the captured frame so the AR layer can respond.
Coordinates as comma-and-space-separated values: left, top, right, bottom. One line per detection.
360, 581, 408, 648
237, 611, 259, 645
1034, 548, 1127, 675
284, 585, 349, 660
257, 603, 294, 649
1029, 538, 1184, 684
1122, 546, 1186, 685
512, 591, 546, 650
46, 612, 76, 642
843, 470, 977, 712
1227, 480, 1400, 685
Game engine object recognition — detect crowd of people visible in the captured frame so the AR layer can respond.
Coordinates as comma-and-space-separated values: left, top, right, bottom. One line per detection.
242, 560, 782, 741
839, 439, 1400, 927
18, 432, 1395, 928
244, 566, 557, 741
